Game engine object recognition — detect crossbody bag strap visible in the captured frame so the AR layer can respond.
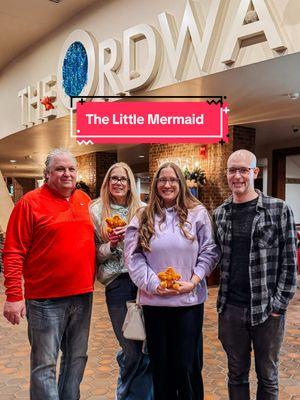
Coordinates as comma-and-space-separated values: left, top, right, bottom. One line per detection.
136, 288, 141, 306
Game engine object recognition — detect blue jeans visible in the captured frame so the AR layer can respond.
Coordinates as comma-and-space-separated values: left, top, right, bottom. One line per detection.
26, 293, 93, 400
105, 273, 153, 400
218, 303, 285, 400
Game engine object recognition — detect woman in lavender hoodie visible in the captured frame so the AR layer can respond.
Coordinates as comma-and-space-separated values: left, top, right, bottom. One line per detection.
124, 162, 219, 400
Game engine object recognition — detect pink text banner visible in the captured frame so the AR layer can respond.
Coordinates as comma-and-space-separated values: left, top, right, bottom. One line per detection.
75, 101, 229, 144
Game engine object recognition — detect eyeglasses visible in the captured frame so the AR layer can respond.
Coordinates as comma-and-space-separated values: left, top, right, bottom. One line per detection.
156, 178, 180, 185
109, 176, 129, 184
226, 167, 255, 176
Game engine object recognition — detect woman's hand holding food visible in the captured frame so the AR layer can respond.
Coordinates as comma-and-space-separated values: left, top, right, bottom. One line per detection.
106, 216, 127, 249
175, 281, 195, 294
156, 266, 182, 296
156, 267, 201, 295
108, 226, 127, 249
156, 284, 179, 296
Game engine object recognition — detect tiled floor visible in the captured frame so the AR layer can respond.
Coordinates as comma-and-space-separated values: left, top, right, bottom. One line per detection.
0, 274, 299, 400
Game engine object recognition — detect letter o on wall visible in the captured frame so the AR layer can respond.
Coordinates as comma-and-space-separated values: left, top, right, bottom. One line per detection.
57, 29, 99, 109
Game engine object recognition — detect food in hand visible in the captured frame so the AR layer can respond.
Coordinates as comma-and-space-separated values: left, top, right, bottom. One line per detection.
159, 281, 168, 289
158, 266, 181, 290
172, 283, 181, 290
106, 215, 126, 233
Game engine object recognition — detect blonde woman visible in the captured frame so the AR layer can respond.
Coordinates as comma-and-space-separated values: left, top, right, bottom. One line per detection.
90, 162, 153, 400
124, 162, 219, 400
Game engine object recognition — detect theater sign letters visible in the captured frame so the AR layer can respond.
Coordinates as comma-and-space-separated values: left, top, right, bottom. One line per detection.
18, 0, 287, 127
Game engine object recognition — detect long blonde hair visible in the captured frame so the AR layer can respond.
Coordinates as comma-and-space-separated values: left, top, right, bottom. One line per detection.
99, 162, 142, 240
138, 162, 201, 252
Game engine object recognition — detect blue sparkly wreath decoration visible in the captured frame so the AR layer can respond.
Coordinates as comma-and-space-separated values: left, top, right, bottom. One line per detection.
62, 41, 88, 97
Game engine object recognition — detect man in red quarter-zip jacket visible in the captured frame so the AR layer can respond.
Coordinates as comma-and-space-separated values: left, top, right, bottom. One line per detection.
2, 148, 95, 400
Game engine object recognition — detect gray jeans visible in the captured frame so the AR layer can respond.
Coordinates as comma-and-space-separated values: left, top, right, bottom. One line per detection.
26, 293, 93, 400
218, 303, 285, 400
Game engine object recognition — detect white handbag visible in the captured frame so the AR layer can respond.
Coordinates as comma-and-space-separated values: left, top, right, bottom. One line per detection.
122, 290, 146, 341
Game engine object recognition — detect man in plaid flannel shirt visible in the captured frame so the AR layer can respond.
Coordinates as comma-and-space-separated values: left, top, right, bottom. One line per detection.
214, 149, 297, 400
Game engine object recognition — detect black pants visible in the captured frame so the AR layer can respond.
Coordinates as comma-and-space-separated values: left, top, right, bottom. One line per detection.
218, 303, 285, 400
143, 303, 204, 400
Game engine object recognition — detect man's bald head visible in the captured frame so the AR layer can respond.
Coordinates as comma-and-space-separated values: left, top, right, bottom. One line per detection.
227, 150, 257, 168
226, 149, 259, 202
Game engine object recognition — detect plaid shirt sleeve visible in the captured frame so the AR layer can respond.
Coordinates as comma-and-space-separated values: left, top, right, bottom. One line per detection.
272, 203, 297, 314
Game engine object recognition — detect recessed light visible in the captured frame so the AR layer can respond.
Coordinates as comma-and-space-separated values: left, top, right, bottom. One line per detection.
9, 160, 16, 163
288, 92, 300, 100
139, 155, 145, 158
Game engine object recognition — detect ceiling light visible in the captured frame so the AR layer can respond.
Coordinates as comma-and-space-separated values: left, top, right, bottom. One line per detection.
139, 155, 145, 158
288, 92, 300, 100
9, 160, 16, 163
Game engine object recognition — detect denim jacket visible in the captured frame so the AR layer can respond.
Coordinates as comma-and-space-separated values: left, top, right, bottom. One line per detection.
213, 190, 297, 326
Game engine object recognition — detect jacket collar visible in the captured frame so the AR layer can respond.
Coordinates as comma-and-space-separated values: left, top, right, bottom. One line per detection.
43, 183, 76, 200
223, 189, 265, 211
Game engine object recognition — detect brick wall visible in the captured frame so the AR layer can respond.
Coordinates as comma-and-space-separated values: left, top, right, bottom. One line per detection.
149, 144, 199, 179
200, 142, 233, 211
232, 125, 255, 152
76, 151, 117, 199
95, 152, 118, 197
76, 152, 97, 198
12, 178, 36, 203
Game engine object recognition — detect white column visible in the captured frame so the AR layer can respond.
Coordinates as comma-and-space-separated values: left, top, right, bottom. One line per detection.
136, 177, 141, 197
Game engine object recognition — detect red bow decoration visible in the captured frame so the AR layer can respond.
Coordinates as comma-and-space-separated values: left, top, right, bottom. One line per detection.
40, 96, 54, 110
